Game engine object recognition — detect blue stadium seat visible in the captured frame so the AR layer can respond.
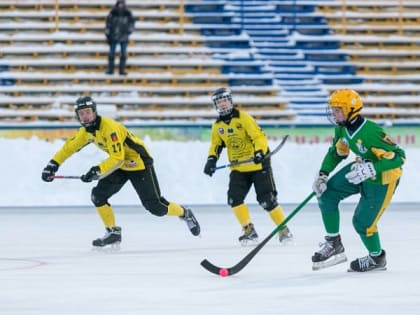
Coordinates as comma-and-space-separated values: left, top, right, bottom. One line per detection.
0, 64, 9, 72
1, 78, 16, 86
186, 0, 364, 118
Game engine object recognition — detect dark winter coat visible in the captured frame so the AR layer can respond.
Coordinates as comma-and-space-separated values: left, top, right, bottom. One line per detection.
105, 3, 135, 43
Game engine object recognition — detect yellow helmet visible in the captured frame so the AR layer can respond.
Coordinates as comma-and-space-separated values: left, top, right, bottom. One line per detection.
328, 89, 363, 122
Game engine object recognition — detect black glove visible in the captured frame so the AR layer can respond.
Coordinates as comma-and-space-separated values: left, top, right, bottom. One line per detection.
106, 34, 111, 45
41, 160, 59, 182
253, 150, 264, 164
203, 156, 217, 177
81, 166, 100, 183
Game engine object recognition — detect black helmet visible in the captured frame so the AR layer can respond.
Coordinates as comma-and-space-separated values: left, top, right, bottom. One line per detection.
211, 87, 234, 116
74, 96, 98, 128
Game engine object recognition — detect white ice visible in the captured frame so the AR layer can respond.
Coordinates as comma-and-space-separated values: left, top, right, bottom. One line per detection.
0, 204, 419, 315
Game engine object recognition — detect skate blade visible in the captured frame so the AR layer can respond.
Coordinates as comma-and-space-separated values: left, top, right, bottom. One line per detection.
179, 218, 201, 237
347, 266, 387, 272
312, 253, 348, 271
91, 242, 121, 253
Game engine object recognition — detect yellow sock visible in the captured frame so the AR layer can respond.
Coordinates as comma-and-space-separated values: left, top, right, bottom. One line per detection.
232, 204, 251, 227
269, 205, 286, 225
167, 202, 184, 216
96, 204, 115, 227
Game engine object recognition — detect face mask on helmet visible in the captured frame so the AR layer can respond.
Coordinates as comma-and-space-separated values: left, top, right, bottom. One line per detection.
211, 88, 234, 117
327, 89, 363, 126
74, 96, 98, 128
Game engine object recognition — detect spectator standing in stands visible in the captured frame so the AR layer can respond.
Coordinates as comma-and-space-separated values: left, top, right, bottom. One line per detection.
105, 0, 135, 75
203, 87, 293, 245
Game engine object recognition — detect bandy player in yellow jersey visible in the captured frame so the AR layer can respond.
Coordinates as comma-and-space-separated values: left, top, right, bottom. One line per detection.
42, 96, 200, 248
203, 87, 293, 245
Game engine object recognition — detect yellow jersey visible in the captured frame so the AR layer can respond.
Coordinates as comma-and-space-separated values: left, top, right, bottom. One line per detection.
208, 109, 269, 172
52, 116, 152, 177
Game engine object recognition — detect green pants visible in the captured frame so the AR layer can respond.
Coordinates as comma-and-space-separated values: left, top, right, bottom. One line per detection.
318, 163, 398, 237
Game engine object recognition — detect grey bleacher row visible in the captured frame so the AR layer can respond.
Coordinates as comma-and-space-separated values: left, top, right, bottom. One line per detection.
1, 0, 418, 9
0, 0, 184, 7
1, 91, 418, 111
2, 29, 419, 50
0, 94, 296, 123
1, 83, 419, 99
4, 56, 419, 75
3, 45, 420, 64
0, 93, 288, 110
0, 32, 250, 48
3, 20, 420, 36
0, 22, 243, 36
0, 85, 281, 98
0, 71, 276, 87
2, 70, 420, 90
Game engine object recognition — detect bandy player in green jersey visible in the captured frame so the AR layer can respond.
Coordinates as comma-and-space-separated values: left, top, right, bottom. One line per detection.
311, 89, 406, 272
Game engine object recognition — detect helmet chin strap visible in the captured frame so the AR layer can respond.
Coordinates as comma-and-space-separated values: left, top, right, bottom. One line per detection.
82, 115, 101, 133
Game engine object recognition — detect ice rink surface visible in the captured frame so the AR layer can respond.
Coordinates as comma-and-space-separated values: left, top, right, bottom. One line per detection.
1, 203, 419, 315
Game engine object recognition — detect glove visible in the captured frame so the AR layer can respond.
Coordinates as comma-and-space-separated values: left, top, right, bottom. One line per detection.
345, 161, 376, 185
106, 34, 111, 44
253, 150, 264, 164
312, 172, 328, 197
203, 156, 217, 177
81, 166, 101, 183
41, 160, 59, 182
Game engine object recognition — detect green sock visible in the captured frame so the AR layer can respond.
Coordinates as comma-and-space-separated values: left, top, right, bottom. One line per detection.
321, 210, 340, 235
361, 232, 382, 256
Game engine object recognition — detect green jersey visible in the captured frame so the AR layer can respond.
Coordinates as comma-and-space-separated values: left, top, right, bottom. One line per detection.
320, 118, 405, 185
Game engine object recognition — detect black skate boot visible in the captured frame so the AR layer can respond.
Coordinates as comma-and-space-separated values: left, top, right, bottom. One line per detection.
348, 250, 387, 272
312, 235, 347, 270
92, 226, 121, 247
239, 223, 258, 245
180, 206, 200, 236
278, 226, 294, 245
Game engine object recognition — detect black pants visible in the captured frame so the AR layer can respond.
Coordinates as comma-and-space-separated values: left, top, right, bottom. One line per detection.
91, 166, 170, 216
228, 166, 278, 211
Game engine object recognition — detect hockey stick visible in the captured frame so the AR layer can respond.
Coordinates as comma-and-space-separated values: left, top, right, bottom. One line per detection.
200, 191, 316, 277
213, 134, 289, 171
49, 175, 81, 179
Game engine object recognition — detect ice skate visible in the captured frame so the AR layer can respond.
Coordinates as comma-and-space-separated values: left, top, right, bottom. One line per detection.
92, 226, 121, 249
348, 250, 387, 272
239, 223, 258, 246
278, 226, 294, 245
180, 206, 200, 236
312, 235, 347, 270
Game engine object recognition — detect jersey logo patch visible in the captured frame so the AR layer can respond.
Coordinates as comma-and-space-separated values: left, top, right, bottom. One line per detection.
125, 160, 137, 168
356, 139, 368, 154
218, 128, 224, 135
227, 128, 234, 134
110, 132, 118, 142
